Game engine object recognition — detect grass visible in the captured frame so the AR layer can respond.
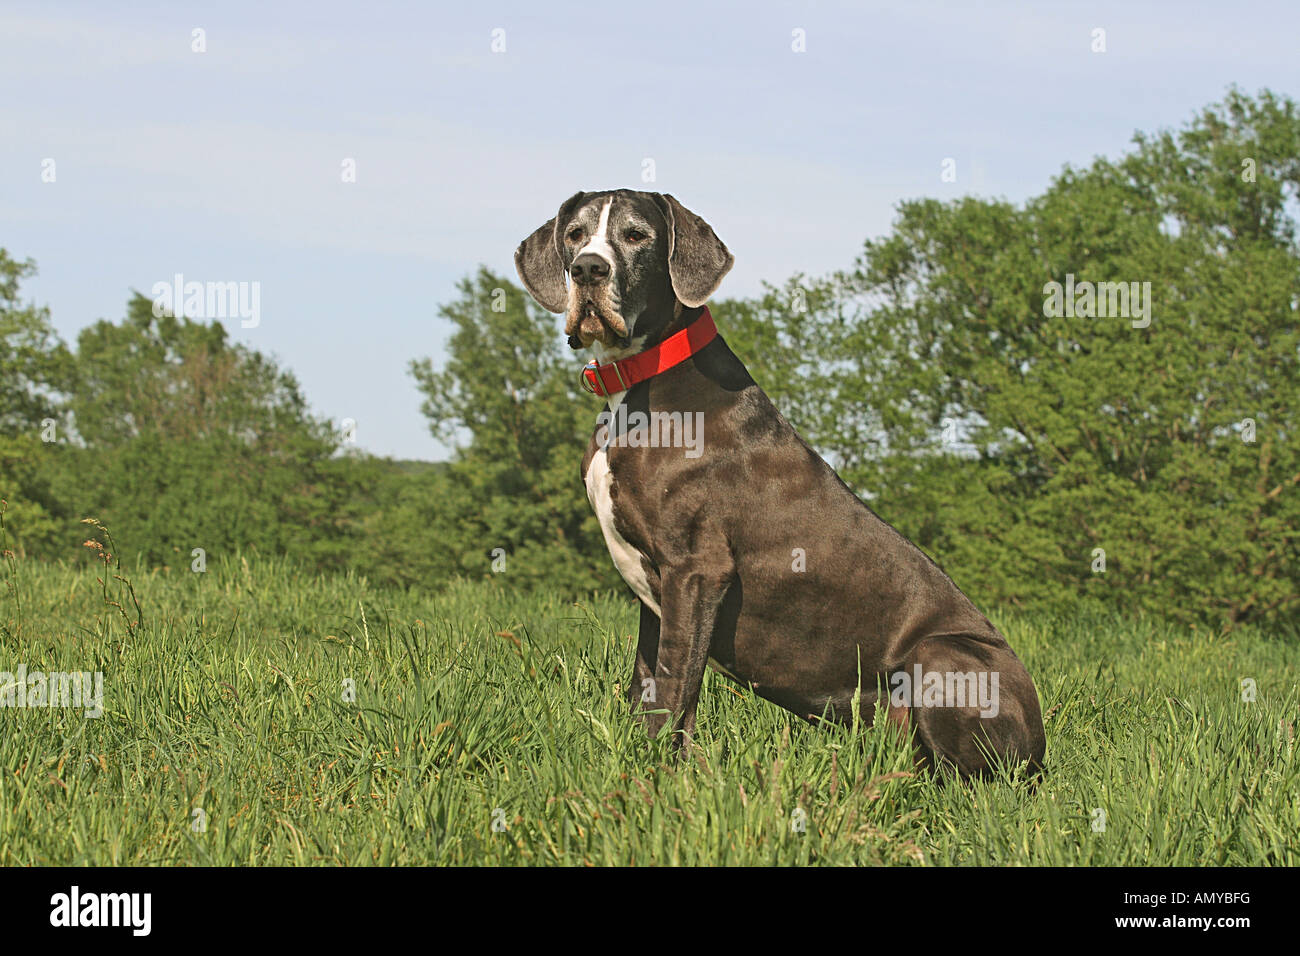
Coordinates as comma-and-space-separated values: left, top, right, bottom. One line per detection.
0, 546, 1296, 866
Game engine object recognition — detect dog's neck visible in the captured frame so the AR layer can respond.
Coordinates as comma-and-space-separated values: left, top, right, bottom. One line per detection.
590, 300, 699, 359
585, 300, 704, 410
589, 335, 646, 366
655, 299, 700, 343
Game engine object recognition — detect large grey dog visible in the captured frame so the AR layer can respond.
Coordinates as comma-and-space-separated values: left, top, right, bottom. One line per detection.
515, 189, 1046, 777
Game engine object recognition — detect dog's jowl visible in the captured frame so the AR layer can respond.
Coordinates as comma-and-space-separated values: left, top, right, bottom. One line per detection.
515, 189, 1047, 778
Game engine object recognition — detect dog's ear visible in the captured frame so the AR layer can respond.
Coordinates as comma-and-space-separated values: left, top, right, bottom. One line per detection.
514, 191, 586, 314
653, 194, 735, 308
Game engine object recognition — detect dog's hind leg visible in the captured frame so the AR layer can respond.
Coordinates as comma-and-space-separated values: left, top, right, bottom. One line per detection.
896, 634, 1046, 779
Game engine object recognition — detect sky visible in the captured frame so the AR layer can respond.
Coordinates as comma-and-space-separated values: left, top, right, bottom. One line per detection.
2, 1, 1297, 460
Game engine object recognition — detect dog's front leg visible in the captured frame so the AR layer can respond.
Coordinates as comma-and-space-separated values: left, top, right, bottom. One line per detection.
628, 600, 660, 711
642, 553, 735, 753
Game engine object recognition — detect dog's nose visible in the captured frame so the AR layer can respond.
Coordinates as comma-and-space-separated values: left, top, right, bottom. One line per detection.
570, 253, 611, 285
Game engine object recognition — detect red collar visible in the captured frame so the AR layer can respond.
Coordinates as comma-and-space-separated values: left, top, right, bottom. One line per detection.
580, 308, 717, 397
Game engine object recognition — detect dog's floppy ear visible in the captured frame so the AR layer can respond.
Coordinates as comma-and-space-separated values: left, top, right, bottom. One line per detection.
514, 191, 586, 314
653, 193, 735, 308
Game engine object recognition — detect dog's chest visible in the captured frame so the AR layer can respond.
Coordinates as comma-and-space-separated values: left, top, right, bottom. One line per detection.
585, 443, 661, 616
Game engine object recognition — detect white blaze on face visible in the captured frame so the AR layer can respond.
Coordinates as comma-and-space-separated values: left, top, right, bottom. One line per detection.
573, 197, 646, 353
576, 198, 616, 274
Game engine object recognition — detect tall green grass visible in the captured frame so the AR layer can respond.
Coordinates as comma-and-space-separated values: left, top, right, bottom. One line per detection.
0, 549, 1295, 865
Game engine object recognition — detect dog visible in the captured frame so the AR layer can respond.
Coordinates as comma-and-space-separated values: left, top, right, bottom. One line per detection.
515, 189, 1046, 778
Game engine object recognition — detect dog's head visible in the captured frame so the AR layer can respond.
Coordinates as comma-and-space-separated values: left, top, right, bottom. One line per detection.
514, 189, 733, 354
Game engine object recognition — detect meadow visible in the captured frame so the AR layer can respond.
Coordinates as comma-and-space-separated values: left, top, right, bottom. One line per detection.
1, 549, 1296, 866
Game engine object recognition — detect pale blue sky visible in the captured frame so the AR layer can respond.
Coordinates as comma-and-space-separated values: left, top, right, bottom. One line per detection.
2, 1, 1296, 460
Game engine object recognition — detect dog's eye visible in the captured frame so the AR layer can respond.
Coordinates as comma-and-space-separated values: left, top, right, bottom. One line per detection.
566, 228, 584, 243
624, 229, 648, 243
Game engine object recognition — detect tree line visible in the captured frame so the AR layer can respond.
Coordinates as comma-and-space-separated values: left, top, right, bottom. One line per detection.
2, 88, 1296, 630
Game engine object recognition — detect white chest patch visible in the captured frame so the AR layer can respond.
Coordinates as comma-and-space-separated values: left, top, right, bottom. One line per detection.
585, 431, 660, 617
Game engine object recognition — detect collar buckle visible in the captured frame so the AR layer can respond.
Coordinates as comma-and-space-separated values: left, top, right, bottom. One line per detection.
580, 361, 605, 396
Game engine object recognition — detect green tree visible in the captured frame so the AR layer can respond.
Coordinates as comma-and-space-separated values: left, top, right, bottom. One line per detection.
410, 268, 615, 593
829, 87, 1299, 627
62, 293, 357, 569
0, 251, 74, 554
